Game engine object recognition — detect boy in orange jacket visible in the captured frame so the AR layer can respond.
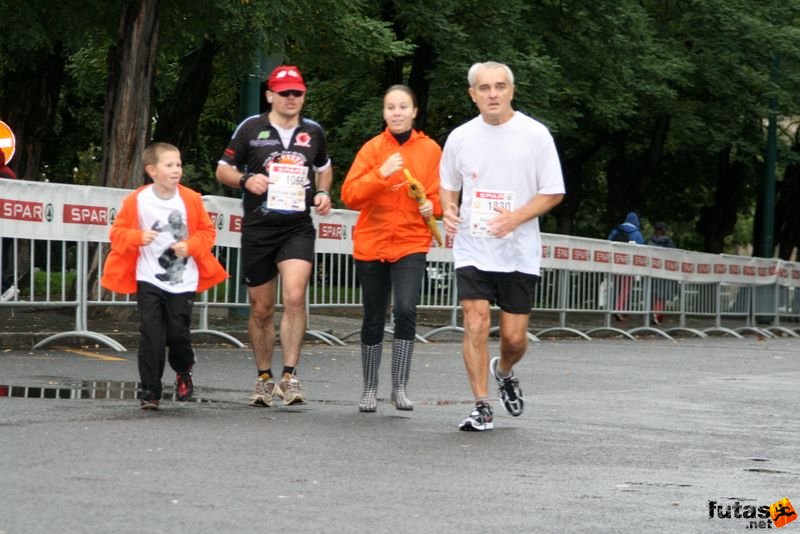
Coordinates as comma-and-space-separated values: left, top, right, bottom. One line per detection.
101, 143, 228, 409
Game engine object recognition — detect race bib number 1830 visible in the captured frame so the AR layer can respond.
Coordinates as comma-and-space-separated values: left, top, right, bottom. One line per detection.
470, 189, 514, 239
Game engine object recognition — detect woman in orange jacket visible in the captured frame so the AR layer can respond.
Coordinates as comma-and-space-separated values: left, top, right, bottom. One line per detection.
341, 85, 442, 413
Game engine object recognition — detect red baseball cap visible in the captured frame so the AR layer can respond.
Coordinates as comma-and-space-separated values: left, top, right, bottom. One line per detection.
268, 65, 307, 92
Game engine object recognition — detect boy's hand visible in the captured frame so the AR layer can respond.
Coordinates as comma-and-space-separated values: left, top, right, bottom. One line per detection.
171, 241, 189, 258
141, 229, 159, 246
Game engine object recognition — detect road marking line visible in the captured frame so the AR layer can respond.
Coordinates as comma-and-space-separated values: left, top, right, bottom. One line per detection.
55, 346, 127, 361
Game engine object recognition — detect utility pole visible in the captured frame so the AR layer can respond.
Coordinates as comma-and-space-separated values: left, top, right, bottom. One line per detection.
759, 1, 781, 258
760, 52, 779, 258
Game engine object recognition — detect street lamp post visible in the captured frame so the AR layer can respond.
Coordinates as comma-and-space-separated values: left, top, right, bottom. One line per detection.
760, 52, 779, 258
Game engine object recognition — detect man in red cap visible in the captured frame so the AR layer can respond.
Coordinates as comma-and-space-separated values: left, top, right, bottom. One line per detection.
216, 65, 333, 408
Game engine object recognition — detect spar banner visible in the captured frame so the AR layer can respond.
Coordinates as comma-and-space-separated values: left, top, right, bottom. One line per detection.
542, 234, 800, 287
0, 178, 127, 242
2, 179, 798, 286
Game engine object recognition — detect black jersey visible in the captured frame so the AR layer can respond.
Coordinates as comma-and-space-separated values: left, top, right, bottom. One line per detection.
220, 113, 330, 227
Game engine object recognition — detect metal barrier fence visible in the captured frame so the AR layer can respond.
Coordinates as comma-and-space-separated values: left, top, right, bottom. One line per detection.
2, 178, 800, 350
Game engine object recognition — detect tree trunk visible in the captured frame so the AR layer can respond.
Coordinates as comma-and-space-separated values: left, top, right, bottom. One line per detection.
407, 40, 435, 131
553, 140, 602, 235
605, 131, 636, 226
696, 147, 747, 253
99, 0, 160, 189
0, 43, 65, 181
152, 36, 219, 156
380, 0, 404, 89
774, 145, 800, 260
637, 113, 670, 201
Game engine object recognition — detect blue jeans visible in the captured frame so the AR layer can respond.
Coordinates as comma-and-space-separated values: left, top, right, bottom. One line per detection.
355, 253, 426, 345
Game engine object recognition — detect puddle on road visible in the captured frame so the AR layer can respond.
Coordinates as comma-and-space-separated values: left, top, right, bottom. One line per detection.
0, 381, 216, 404
0, 382, 469, 408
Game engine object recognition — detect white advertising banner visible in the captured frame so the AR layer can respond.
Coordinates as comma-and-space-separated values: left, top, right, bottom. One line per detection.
2, 179, 798, 286
1, 178, 127, 242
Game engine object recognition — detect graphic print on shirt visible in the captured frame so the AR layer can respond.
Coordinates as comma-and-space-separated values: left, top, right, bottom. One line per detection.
151, 210, 189, 285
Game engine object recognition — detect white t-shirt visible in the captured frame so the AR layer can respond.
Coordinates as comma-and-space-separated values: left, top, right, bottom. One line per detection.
136, 186, 199, 293
440, 111, 565, 275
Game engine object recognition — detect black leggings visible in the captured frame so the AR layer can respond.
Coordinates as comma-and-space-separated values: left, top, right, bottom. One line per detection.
355, 253, 426, 345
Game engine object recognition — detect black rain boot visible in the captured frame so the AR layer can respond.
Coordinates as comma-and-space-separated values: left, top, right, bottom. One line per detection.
391, 338, 414, 411
359, 343, 382, 412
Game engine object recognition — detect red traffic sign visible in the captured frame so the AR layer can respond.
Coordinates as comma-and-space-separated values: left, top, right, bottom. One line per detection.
0, 120, 16, 164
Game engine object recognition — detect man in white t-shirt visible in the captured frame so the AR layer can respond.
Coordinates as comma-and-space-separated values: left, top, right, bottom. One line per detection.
439, 61, 565, 431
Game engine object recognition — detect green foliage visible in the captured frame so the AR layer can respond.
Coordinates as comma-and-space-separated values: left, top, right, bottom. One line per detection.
4, 0, 800, 254
32, 269, 77, 298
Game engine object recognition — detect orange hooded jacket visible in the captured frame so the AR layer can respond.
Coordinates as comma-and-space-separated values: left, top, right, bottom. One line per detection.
101, 184, 228, 294
341, 128, 442, 262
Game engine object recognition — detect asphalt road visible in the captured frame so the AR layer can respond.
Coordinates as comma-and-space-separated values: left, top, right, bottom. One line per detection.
1, 337, 799, 533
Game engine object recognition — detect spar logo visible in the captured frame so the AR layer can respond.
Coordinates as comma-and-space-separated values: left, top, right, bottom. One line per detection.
1, 199, 44, 221
318, 222, 345, 240
63, 204, 108, 225
709, 497, 797, 529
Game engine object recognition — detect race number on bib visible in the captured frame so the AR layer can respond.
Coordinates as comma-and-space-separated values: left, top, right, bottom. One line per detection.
267, 163, 308, 212
470, 189, 514, 239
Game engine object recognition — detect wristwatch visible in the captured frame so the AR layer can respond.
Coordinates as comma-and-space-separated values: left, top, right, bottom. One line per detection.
239, 173, 253, 189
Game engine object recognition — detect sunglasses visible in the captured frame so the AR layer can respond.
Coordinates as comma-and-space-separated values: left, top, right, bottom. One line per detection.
277, 90, 305, 98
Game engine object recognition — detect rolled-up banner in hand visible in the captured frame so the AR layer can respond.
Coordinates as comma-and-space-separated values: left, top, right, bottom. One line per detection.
403, 168, 443, 246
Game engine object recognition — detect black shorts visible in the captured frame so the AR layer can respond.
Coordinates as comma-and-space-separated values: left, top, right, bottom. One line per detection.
456, 266, 540, 314
241, 222, 315, 286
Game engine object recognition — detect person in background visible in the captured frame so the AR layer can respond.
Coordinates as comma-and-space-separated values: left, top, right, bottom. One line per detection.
1, 150, 19, 301
215, 65, 333, 407
607, 212, 645, 321
0, 151, 16, 179
440, 61, 565, 431
646, 221, 676, 324
102, 142, 228, 409
341, 84, 442, 413
646, 221, 675, 249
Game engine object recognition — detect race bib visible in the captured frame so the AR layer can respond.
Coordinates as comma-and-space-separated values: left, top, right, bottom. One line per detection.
266, 163, 308, 212
470, 189, 514, 239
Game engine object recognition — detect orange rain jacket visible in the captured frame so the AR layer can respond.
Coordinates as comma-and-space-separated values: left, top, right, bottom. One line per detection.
101, 185, 228, 294
341, 128, 442, 262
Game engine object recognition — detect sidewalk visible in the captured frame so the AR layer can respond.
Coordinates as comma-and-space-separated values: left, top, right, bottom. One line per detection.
2, 303, 796, 350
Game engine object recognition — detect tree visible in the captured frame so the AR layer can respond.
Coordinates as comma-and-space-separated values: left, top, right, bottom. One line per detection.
99, 0, 160, 188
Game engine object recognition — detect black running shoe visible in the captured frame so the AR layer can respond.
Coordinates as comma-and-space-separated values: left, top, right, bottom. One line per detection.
490, 356, 524, 416
458, 401, 494, 431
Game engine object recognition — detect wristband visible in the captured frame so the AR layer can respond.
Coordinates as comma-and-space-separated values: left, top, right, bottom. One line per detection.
315, 190, 330, 197
239, 173, 253, 189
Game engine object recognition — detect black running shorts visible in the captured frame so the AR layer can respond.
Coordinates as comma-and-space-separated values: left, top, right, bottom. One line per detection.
241, 223, 315, 286
455, 266, 540, 314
